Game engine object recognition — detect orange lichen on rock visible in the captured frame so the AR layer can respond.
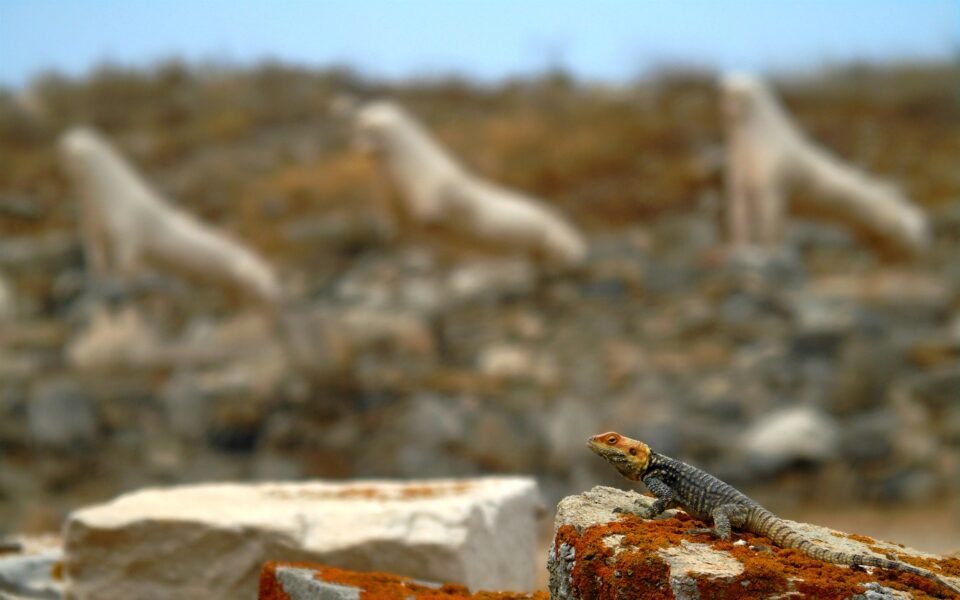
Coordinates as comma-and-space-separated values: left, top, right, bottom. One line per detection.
555, 512, 960, 599
258, 561, 548, 600
51, 560, 63, 581
837, 531, 960, 597
555, 518, 676, 600
263, 482, 474, 502
259, 562, 294, 600
838, 532, 878, 545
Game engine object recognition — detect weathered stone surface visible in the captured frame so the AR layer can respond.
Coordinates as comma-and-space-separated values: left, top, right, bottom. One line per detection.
0, 274, 15, 320
548, 486, 960, 599
0, 232, 79, 273
740, 406, 840, 473
27, 379, 97, 448
810, 272, 950, 316
65, 307, 166, 371
64, 477, 542, 599
158, 371, 212, 442
0, 349, 42, 382
447, 260, 538, 304
478, 343, 558, 386
270, 566, 362, 600
281, 304, 435, 381
258, 562, 548, 600
67, 309, 285, 373
0, 534, 63, 599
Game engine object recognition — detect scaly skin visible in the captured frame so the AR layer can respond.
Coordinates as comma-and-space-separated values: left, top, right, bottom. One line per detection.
588, 431, 960, 596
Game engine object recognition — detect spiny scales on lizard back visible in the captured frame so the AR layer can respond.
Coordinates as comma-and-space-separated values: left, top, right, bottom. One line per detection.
588, 431, 960, 597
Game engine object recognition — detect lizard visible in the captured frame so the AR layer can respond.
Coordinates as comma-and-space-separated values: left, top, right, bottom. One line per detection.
588, 431, 960, 597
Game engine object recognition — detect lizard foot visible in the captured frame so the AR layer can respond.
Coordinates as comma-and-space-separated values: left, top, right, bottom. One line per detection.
612, 506, 656, 519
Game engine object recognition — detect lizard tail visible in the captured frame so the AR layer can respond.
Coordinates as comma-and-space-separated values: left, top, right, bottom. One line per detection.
851, 554, 960, 596
760, 514, 960, 596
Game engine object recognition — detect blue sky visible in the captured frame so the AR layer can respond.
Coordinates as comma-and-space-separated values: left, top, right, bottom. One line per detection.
0, 1, 956, 88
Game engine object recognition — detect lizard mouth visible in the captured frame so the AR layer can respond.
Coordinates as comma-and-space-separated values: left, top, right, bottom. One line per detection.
586, 438, 617, 462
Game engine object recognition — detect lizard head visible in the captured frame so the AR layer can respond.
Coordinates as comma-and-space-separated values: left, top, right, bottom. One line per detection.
587, 432, 651, 481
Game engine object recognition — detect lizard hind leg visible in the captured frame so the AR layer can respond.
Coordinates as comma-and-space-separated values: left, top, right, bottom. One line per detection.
686, 504, 749, 541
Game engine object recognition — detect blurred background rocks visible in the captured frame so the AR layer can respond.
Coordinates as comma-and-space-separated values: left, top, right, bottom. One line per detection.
0, 61, 957, 542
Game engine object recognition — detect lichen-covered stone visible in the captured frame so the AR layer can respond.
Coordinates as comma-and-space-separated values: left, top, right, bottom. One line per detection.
258, 562, 549, 600
270, 566, 361, 600
64, 477, 541, 600
548, 486, 960, 600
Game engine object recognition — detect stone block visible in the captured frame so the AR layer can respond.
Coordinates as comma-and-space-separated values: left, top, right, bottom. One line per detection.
258, 562, 548, 600
547, 486, 960, 599
0, 534, 63, 599
64, 478, 541, 599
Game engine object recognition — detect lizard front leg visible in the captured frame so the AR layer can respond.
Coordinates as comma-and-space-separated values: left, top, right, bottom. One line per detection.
614, 476, 679, 519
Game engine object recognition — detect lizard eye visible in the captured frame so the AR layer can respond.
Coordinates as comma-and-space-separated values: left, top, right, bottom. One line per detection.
607, 435, 618, 444
629, 447, 637, 456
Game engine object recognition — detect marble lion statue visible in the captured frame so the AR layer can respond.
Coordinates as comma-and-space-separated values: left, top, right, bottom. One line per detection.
334, 97, 588, 268
721, 73, 929, 258
59, 127, 282, 306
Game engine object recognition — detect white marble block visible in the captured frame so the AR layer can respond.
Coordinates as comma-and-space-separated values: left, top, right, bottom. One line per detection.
63, 477, 542, 599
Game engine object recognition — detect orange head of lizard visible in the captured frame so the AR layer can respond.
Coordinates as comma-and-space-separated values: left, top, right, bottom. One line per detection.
587, 432, 651, 481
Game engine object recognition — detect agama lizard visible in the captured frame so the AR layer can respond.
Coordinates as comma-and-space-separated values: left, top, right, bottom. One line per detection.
588, 431, 960, 596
